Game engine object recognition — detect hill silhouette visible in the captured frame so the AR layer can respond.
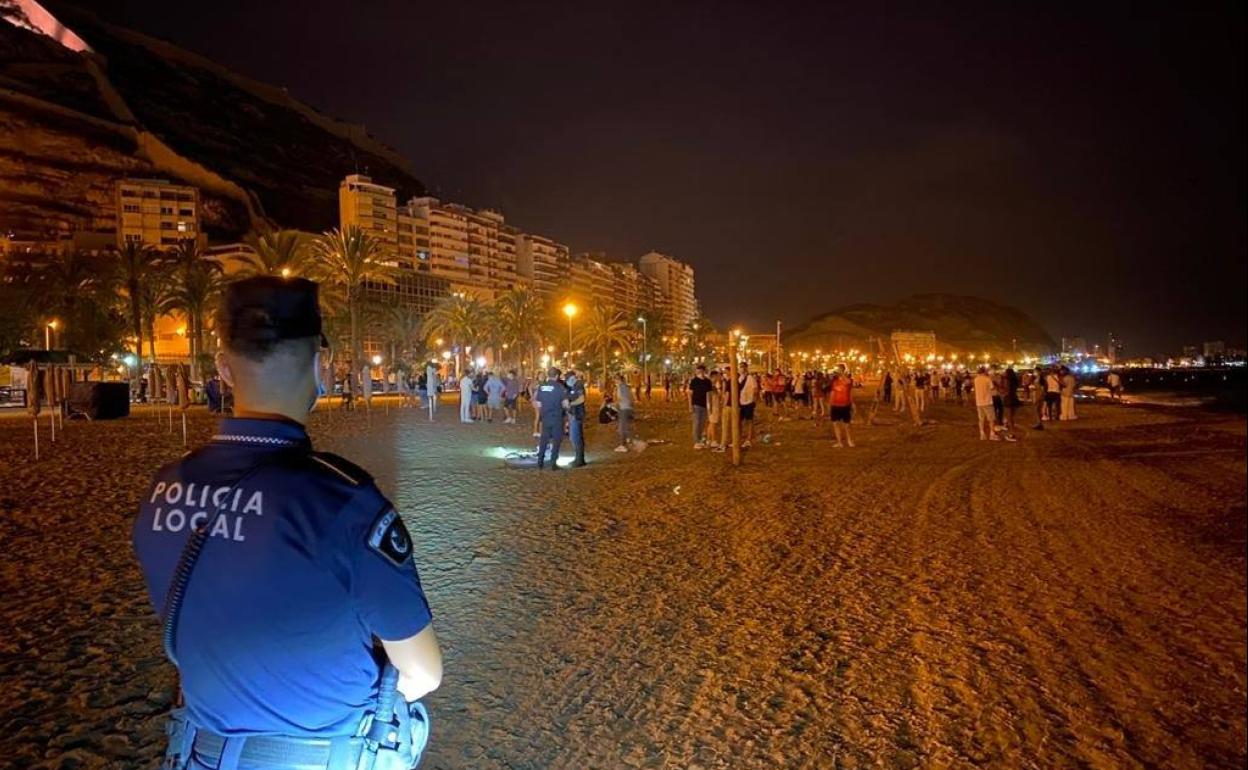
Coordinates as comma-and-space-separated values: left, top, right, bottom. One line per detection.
783, 294, 1056, 357
1, 2, 424, 240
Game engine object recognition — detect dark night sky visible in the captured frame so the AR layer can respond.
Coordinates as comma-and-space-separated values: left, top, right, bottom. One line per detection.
89, 0, 1245, 354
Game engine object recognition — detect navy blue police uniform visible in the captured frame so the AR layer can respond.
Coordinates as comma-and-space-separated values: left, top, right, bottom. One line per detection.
565, 372, 587, 467
132, 277, 433, 770
535, 373, 568, 469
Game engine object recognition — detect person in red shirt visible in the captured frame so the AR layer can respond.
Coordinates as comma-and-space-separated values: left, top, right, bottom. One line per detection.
827, 364, 855, 447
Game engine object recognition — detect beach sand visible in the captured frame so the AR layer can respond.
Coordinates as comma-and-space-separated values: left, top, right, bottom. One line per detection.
0, 391, 1244, 769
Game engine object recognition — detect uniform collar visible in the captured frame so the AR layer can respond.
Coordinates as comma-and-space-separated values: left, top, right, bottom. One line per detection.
212, 416, 311, 449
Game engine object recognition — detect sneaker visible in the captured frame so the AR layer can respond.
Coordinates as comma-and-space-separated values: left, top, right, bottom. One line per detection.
693, 443, 706, 450
532, 432, 541, 438
614, 444, 629, 453
741, 440, 752, 448
712, 445, 726, 453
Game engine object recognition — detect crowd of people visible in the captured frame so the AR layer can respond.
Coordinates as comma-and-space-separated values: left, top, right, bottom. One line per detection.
322, 354, 1091, 466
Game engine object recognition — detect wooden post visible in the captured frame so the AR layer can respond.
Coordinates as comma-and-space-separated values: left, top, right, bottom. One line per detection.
727, 332, 741, 467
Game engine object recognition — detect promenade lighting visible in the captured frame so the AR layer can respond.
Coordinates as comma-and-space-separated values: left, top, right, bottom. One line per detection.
45, 319, 58, 350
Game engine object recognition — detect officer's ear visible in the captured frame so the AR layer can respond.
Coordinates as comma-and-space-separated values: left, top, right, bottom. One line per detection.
216, 351, 235, 389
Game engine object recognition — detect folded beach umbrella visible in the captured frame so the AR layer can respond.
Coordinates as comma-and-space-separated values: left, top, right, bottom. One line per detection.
176, 364, 190, 410
26, 360, 41, 417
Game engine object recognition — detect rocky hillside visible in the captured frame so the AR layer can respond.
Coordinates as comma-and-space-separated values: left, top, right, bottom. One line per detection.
783, 294, 1056, 357
0, 1, 424, 241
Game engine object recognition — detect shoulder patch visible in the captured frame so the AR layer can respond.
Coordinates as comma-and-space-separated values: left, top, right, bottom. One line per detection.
308, 451, 373, 486
368, 508, 412, 566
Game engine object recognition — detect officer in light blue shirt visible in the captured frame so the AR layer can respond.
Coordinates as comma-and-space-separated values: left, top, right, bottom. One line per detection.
533, 366, 569, 470
133, 277, 442, 769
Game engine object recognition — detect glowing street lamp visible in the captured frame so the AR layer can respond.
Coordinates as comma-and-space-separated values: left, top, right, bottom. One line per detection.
45, 319, 59, 350
371, 354, 383, 366
280, 267, 291, 278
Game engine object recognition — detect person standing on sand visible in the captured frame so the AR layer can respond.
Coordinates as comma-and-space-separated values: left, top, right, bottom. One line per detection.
828, 365, 855, 448
975, 365, 998, 441
737, 361, 758, 448
425, 362, 441, 421
534, 367, 570, 469
484, 371, 505, 423
502, 370, 521, 424
1031, 366, 1046, 430
615, 373, 636, 452
689, 364, 712, 449
134, 277, 441, 769
1044, 367, 1062, 422
1108, 370, 1123, 401
458, 371, 474, 423
1060, 366, 1078, 420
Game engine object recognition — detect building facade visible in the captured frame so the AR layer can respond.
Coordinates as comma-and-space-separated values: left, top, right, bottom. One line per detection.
639, 251, 697, 330
515, 232, 570, 300
116, 178, 200, 250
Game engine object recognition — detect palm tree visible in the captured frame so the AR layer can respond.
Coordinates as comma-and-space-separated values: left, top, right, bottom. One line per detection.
312, 226, 395, 368
492, 287, 546, 372
140, 263, 177, 362
576, 304, 635, 391
379, 302, 424, 375
240, 229, 317, 278
421, 293, 486, 374
114, 241, 166, 373
166, 240, 224, 380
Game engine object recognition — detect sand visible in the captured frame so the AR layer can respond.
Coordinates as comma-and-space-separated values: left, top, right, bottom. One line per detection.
0, 391, 1244, 769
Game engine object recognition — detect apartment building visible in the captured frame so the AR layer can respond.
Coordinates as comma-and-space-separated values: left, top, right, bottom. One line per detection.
639, 251, 697, 330
339, 174, 402, 264
610, 262, 660, 318
516, 232, 570, 300
116, 178, 200, 250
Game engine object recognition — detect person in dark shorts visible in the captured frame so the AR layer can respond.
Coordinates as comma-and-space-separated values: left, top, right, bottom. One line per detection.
827, 365, 855, 448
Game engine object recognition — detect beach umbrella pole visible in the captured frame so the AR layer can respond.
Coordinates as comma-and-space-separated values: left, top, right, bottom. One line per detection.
33, 419, 39, 461
50, 410, 56, 443
181, 411, 187, 446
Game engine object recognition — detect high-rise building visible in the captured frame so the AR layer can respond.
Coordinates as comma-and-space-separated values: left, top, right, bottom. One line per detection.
639, 251, 697, 330
339, 174, 399, 263
516, 232, 570, 300
567, 252, 616, 310
116, 178, 200, 250
404, 196, 521, 298
610, 262, 659, 317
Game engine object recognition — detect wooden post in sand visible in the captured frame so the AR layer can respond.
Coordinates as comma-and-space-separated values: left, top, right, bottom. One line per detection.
28, 360, 41, 460
727, 332, 741, 467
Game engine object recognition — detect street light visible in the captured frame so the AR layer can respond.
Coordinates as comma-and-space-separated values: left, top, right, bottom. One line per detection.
45, 319, 59, 350
636, 316, 648, 385
562, 301, 578, 368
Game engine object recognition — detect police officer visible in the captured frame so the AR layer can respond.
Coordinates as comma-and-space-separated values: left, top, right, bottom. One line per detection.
565, 368, 587, 467
133, 277, 442, 770
533, 366, 569, 470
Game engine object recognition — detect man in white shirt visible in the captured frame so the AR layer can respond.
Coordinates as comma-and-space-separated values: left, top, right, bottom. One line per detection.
974, 366, 997, 441
458, 372, 474, 423
425, 362, 440, 421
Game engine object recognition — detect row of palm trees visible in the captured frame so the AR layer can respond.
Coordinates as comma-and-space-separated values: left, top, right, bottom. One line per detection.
4, 225, 715, 385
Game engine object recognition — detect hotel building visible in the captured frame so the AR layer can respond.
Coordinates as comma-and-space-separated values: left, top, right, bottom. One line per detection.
639, 250, 698, 330
116, 178, 200, 250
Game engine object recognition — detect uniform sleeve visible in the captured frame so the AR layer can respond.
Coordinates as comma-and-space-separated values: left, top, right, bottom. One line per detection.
343, 486, 433, 641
